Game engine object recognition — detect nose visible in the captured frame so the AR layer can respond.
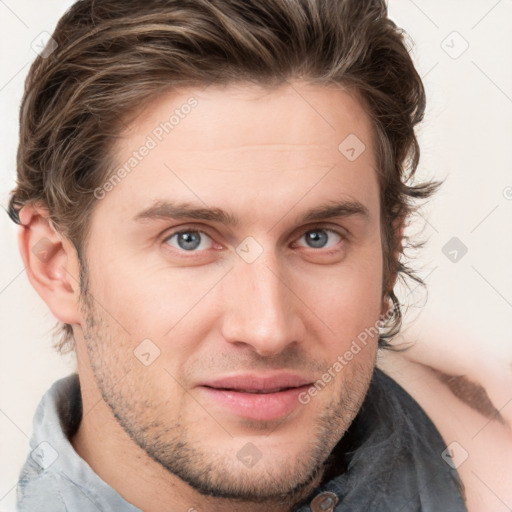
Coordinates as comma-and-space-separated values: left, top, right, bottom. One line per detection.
220, 253, 305, 357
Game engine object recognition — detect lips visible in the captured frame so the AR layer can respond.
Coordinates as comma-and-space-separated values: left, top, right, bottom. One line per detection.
201, 374, 311, 391
216, 387, 290, 394
197, 373, 313, 421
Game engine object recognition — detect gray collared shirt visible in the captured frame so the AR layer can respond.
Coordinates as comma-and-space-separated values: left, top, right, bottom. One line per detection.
17, 369, 467, 511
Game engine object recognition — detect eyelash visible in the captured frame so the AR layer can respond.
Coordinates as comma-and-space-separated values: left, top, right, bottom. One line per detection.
161, 224, 346, 256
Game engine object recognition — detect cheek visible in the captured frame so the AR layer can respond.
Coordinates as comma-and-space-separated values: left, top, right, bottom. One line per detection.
86, 221, 383, 348
298, 250, 384, 341
87, 251, 224, 342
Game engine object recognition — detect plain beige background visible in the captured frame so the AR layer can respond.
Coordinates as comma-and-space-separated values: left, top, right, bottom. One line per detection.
1, 1, 511, 511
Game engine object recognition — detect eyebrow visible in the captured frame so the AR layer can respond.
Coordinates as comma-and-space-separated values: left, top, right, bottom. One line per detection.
133, 198, 370, 226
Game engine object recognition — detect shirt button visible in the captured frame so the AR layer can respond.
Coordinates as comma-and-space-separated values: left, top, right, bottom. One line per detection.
310, 491, 339, 511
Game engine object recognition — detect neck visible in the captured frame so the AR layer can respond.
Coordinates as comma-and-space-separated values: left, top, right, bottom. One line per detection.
71, 356, 324, 512
72, 419, 323, 512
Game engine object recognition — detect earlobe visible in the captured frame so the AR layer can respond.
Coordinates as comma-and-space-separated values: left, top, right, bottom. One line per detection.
18, 205, 82, 326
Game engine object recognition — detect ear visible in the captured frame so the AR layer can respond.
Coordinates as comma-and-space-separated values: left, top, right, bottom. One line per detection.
18, 204, 82, 326
381, 215, 406, 317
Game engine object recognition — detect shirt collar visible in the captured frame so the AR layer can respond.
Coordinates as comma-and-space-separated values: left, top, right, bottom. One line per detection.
27, 369, 466, 511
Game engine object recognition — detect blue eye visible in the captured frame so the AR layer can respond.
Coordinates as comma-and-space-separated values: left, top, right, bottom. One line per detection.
165, 230, 213, 251
297, 229, 341, 249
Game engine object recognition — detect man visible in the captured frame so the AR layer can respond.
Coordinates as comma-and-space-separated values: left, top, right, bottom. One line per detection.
10, 0, 466, 510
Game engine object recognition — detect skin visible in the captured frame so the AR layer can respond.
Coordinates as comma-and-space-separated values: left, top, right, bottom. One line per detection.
19, 81, 392, 512
379, 337, 512, 511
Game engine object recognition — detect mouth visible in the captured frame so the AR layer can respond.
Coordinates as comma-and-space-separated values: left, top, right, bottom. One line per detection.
204, 386, 298, 394
197, 374, 313, 421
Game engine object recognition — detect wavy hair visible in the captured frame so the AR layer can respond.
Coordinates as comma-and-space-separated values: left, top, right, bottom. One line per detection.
8, 0, 439, 353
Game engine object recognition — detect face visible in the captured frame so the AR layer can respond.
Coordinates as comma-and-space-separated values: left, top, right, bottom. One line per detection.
77, 81, 385, 505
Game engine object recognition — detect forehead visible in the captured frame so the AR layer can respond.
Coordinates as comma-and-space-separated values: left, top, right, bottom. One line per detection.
96, 81, 379, 228
119, 81, 375, 157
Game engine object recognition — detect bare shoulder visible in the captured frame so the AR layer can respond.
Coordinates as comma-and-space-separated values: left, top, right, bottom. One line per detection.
378, 350, 512, 512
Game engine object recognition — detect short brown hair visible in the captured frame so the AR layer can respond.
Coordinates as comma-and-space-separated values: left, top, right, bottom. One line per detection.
8, 0, 439, 353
